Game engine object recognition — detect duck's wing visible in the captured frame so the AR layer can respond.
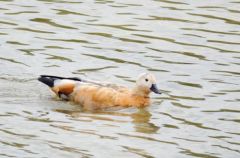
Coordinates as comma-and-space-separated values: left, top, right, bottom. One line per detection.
38, 75, 127, 100
81, 79, 126, 91
38, 75, 83, 100
39, 75, 82, 82
81, 79, 110, 86
105, 83, 126, 91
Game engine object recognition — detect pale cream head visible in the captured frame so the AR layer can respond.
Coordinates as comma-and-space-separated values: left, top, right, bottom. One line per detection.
135, 73, 161, 94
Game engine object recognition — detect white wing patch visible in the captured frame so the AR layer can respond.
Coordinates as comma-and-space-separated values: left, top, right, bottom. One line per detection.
54, 79, 76, 87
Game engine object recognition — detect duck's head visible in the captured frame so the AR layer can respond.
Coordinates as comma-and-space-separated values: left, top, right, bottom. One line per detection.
135, 73, 161, 95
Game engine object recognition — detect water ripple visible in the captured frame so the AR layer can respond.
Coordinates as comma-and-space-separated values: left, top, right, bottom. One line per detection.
188, 13, 240, 25
16, 27, 56, 34
0, 0, 239, 157
30, 18, 78, 30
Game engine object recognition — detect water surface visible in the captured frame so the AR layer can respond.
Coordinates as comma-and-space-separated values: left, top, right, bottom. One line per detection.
0, 0, 240, 157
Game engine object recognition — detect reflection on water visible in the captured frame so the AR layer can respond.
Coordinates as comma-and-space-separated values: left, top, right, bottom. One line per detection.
131, 109, 159, 134
0, 0, 240, 157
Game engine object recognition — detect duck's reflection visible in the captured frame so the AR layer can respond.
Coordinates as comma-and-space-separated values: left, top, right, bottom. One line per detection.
55, 106, 160, 134
131, 109, 159, 134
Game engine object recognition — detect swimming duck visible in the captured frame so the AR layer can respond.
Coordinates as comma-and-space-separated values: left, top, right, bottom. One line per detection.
38, 73, 161, 110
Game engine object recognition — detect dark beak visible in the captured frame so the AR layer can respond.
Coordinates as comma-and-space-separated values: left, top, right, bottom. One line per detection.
150, 84, 161, 94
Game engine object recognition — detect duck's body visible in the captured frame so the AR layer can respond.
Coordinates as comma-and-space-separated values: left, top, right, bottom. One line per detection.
73, 84, 150, 110
38, 73, 160, 110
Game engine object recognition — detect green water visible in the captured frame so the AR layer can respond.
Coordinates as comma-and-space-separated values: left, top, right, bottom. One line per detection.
0, 0, 240, 157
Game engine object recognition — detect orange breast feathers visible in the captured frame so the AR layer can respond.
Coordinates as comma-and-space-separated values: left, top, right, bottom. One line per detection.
71, 85, 150, 110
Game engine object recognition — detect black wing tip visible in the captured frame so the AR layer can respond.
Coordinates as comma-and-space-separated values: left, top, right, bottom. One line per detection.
38, 75, 55, 87
66, 77, 82, 82
39, 75, 64, 79
38, 75, 82, 81
38, 75, 82, 87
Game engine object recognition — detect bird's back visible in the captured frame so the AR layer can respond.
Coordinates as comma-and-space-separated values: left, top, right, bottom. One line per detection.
72, 84, 150, 110
38, 75, 151, 110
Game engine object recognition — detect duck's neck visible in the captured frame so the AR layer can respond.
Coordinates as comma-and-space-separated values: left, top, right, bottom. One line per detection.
132, 86, 150, 98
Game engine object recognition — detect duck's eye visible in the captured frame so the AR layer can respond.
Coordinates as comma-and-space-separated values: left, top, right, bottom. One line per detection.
145, 79, 149, 82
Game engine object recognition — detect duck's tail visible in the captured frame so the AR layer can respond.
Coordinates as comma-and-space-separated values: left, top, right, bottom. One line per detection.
38, 75, 82, 100
38, 75, 57, 87
38, 75, 82, 87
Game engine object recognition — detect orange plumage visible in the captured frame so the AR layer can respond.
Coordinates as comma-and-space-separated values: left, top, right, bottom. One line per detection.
71, 85, 150, 110
38, 73, 161, 110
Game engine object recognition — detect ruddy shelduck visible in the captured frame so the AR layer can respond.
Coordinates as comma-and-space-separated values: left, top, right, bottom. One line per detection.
38, 73, 161, 110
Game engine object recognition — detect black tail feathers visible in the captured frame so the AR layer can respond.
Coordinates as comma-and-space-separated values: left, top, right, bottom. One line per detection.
38, 75, 82, 87
38, 75, 56, 87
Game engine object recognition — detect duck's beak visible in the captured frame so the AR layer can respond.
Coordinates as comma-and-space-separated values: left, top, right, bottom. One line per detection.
150, 84, 161, 94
